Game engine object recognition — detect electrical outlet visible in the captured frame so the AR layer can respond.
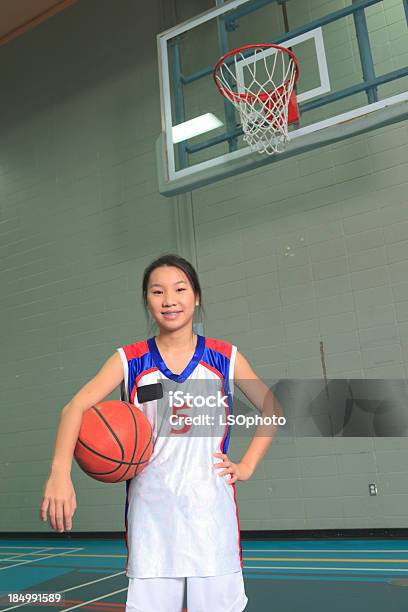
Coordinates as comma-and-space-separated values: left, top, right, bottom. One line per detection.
369, 483, 377, 496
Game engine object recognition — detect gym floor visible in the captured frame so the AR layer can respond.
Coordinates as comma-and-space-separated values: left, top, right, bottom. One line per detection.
1, 538, 408, 611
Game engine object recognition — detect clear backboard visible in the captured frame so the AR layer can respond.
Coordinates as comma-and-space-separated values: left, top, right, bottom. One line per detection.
157, 0, 408, 196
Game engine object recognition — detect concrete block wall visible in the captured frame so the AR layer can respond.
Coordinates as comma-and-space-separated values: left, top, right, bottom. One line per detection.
0, 0, 176, 532
193, 119, 408, 529
0, 0, 407, 533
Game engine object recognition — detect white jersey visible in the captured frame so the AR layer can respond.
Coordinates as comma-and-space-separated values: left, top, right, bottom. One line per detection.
116, 335, 244, 578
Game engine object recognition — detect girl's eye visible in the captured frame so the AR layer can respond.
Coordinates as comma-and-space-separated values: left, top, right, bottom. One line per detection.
151, 288, 186, 295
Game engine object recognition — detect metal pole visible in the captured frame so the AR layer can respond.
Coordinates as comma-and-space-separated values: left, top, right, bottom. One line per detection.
352, 0, 378, 103
216, 0, 239, 151
278, 0, 290, 32
171, 40, 188, 169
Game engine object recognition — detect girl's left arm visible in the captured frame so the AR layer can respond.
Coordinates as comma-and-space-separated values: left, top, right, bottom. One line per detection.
213, 350, 283, 484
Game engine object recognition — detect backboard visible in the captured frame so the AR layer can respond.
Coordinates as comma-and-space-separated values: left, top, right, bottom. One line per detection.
157, 0, 408, 196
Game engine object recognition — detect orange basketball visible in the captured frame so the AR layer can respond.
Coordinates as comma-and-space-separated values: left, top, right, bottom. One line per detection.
74, 400, 153, 483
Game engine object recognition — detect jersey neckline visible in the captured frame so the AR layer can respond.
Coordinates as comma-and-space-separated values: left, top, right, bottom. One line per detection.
147, 334, 205, 382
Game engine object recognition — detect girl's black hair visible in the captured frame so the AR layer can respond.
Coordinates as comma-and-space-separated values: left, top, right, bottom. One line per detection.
142, 253, 205, 335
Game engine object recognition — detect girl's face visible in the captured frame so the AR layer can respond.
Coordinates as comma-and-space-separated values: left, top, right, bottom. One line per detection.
146, 266, 199, 332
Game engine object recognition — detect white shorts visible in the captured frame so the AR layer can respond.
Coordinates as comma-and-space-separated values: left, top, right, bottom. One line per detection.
125, 570, 248, 612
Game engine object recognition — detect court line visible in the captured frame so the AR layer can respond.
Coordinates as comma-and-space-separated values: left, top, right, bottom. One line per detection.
3, 545, 406, 553
243, 573, 405, 583
0, 550, 79, 557
8, 547, 407, 557
8, 550, 408, 564
244, 565, 408, 572
5, 549, 407, 563
0, 547, 56, 563
1, 570, 126, 611
243, 548, 408, 553
61, 587, 128, 612
0, 546, 64, 549
63, 600, 126, 608
244, 556, 408, 562
43, 552, 125, 559
0, 547, 84, 571
15, 548, 408, 560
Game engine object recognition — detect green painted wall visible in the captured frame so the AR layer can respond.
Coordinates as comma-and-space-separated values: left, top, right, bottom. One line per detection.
1, 0, 407, 534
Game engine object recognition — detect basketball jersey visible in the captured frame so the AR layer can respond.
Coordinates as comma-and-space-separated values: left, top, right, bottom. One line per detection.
116, 335, 244, 578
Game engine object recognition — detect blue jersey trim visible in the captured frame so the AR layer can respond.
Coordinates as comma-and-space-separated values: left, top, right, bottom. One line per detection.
147, 334, 205, 382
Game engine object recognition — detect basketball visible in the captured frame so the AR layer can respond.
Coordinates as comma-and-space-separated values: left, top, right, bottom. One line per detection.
74, 400, 153, 483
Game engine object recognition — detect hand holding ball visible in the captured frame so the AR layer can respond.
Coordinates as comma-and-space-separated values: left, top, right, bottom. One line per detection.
74, 400, 153, 483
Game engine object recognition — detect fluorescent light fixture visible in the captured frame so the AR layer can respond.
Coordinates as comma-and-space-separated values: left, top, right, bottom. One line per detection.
172, 113, 223, 143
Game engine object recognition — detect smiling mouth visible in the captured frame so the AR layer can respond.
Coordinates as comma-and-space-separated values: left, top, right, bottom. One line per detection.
162, 311, 182, 317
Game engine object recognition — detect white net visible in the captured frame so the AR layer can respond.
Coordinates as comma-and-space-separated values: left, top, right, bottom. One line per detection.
214, 45, 298, 155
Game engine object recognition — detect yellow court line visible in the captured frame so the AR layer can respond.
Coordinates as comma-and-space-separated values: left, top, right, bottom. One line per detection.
2, 552, 408, 564
61, 553, 124, 557
0, 552, 125, 558
244, 557, 408, 563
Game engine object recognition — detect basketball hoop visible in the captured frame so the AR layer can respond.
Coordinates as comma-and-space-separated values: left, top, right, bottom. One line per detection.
214, 44, 299, 155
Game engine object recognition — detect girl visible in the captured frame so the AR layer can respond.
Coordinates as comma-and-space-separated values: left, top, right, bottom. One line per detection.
40, 253, 280, 612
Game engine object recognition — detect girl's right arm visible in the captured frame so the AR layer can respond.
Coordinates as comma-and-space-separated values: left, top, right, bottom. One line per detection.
40, 351, 125, 533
